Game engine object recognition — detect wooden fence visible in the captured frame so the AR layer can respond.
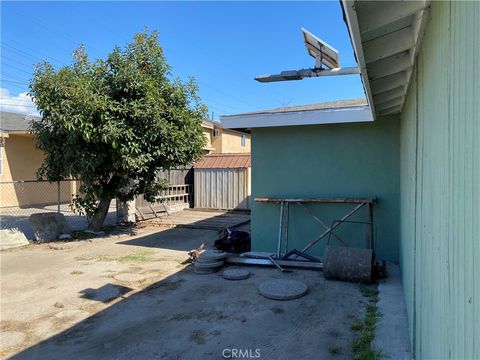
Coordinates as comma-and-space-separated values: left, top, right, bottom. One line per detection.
135, 167, 194, 215
157, 166, 194, 187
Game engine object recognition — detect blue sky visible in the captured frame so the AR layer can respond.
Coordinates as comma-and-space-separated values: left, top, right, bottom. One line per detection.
1, 1, 365, 119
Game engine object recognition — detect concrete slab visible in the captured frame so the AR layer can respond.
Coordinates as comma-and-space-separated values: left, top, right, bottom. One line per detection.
223, 269, 250, 280
0, 229, 30, 250
146, 209, 250, 230
259, 279, 309, 300
374, 263, 411, 359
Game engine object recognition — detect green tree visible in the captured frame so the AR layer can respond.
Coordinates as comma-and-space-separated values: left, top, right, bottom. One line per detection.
29, 30, 207, 230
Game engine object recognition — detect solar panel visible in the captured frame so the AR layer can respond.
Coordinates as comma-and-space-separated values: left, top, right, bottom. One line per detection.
254, 27, 357, 82
301, 28, 339, 69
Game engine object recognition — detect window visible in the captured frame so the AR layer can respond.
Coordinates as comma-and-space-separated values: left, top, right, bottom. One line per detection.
241, 134, 246, 147
212, 129, 220, 137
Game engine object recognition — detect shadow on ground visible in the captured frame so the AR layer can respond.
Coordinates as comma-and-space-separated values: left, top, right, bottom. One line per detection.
121, 210, 250, 251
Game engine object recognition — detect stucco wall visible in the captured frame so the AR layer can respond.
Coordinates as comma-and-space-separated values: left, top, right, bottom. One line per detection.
202, 128, 214, 152
1, 134, 44, 181
399, 2, 480, 358
211, 128, 251, 154
0, 134, 74, 207
251, 118, 400, 261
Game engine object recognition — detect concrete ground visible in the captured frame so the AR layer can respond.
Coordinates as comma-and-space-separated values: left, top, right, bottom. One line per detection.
374, 263, 411, 359
1, 212, 366, 360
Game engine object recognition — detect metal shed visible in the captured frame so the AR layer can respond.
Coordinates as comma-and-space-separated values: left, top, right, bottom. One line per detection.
194, 153, 251, 210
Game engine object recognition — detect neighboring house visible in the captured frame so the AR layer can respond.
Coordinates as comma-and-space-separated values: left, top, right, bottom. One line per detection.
0, 111, 42, 182
0, 112, 69, 208
196, 121, 251, 210
0, 111, 77, 208
222, 1, 479, 359
202, 119, 250, 154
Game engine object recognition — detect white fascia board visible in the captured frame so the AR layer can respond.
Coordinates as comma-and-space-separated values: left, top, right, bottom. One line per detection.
341, 0, 376, 120
220, 106, 373, 129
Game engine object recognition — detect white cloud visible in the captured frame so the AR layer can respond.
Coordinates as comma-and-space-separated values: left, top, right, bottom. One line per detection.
0, 88, 40, 116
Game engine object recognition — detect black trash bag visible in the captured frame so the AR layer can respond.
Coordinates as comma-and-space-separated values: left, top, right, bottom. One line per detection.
214, 228, 251, 254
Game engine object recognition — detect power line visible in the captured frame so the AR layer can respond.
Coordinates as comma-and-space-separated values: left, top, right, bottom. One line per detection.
67, 3, 261, 113
11, 8, 105, 59
1, 74, 30, 83
1, 79, 29, 86
1, 55, 36, 68
1, 42, 64, 67
1, 63, 33, 76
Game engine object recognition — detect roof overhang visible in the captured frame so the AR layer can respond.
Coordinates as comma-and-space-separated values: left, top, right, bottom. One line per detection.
0, 130, 29, 137
221, 105, 373, 130
341, 0, 431, 118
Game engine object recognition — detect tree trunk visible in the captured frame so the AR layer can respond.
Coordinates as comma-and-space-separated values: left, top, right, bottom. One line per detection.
89, 197, 112, 231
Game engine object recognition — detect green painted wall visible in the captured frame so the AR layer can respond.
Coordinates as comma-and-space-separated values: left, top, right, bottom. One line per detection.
251, 118, 400, 262
399, 1, 480, 358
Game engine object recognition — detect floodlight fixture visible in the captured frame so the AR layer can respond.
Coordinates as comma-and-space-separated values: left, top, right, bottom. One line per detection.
255, 28, 360, 83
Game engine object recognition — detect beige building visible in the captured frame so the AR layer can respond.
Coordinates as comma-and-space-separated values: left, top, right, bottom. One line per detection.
0, 112, 76, 208
202, 119, 251, 154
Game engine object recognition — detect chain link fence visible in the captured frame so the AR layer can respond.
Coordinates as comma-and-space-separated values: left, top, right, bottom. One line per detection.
0, 180, 118, 239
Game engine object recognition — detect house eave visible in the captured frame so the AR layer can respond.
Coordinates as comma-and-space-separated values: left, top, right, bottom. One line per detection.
340, 0, 431, 118
220, 106, 373, 130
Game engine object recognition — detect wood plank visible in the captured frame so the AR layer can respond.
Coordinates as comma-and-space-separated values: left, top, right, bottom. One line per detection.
225, 256, 323, 270
255, 197, 375, 204
364, 26, 415, 64
356, 1, 427, 34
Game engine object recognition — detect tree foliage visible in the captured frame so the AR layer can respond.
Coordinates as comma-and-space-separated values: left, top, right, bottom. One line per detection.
29, 30, 207, 229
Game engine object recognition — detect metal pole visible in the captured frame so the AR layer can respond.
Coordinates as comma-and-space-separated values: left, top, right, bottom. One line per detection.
283, 202, 289, 256
116, 198, 119, 224
276, 201, 284, 258
301, 203, 366, 253
57, 181, 60, 213
367, 202, 374, 250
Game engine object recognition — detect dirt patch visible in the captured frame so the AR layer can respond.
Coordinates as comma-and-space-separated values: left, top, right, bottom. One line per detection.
145, 278, 186, 292
188, 329, 206, 345
170, 310, 227, 322
270, 306, 285, 315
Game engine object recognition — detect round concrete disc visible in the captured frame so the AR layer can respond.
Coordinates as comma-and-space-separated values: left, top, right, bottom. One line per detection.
259, 279, 308, 300
194, 260, 224, 268
195, 257, 225, 264
194, 267, 219, 275
223, 269, 250, 280
197, 250, 228, 260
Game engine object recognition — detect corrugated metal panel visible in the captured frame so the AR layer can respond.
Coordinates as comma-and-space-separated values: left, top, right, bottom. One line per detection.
194, 153, 251, 169
194, 168, 250, 210
400, 2, 480, 358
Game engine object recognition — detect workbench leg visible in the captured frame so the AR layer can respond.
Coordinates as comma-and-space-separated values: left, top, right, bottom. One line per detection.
277, 202, 284, 258
366, 202, 373, 250
283, 202, 289, 256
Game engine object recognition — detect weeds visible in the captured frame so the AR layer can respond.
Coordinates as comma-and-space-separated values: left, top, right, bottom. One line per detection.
328, 346, 341, 355
74, 251, 154, 263
351, 284, 382, 360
